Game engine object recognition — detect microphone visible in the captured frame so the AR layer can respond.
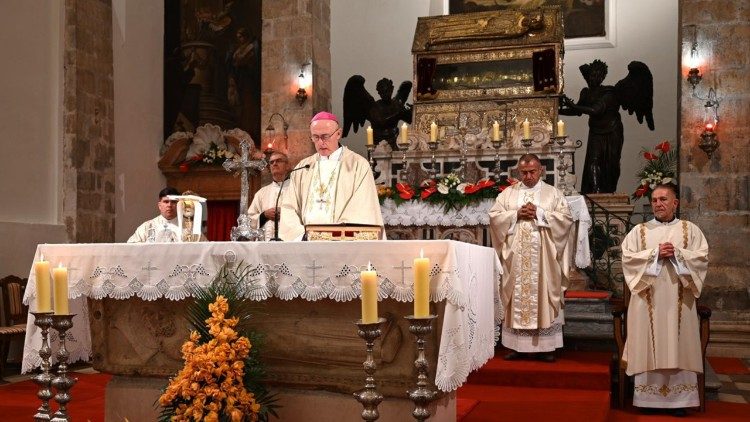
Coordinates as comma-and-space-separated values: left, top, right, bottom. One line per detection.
269, 164, 310, 241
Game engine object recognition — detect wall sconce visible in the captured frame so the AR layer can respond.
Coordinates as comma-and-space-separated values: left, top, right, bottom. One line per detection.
265, 112, 289, 153
296, 62, 311, 106
685, 25, 721, 158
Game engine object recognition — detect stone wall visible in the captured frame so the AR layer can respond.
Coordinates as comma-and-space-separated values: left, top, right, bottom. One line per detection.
680, 0, 750, 356
262, 0, 331, 166
62, 0, 115, 243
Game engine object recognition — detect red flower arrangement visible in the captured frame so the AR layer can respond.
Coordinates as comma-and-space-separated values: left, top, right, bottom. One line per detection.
632, 140, 677, 200
379, 173, 516, 211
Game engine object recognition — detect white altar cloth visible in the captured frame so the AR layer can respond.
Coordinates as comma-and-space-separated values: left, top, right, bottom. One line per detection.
381, 195, 592, 268
22, 240, 501, 392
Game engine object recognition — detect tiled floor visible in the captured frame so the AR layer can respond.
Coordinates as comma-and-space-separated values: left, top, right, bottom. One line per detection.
714, 358, 750, 404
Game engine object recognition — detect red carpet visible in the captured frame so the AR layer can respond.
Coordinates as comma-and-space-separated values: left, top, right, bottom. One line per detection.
565, 290, 611, 300
0, 373, 111, 422
458, 349, 613, 421
707, 356, 750, 375
609, 402, 750, 421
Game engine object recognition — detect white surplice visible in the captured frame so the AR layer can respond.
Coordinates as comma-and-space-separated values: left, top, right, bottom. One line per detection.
126, 215, 180, 243
248, 180, 290, 240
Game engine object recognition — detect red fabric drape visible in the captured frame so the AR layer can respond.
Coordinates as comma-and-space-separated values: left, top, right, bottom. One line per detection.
206, 201, 239, 241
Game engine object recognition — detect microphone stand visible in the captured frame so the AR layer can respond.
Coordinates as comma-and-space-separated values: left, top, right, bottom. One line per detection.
269, 164, 310, 241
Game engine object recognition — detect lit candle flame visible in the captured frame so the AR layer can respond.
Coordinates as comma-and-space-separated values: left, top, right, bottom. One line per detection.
58, 263, 64, 269
40, 253, 44, 261
420, 248, 424, 259
368, 261, 372, 271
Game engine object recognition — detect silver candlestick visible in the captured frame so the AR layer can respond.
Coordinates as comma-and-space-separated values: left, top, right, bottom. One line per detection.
521, 136, 534, 150
31, 312, 54, 422
491, 137, 505, 180
367, 143, 376, 172
406, 315, 438, 422
353, 318, 387, 421
397, 140, 410, 181
427, 141, 439, 179
50, 314, 77, 422
553, 135, 571, 195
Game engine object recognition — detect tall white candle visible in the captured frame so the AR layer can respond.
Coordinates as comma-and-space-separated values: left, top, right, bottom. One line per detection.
492, 121, 500, 141
400, 123, 409, 144
366, 126, 374, 146
430, 121, 438, 143
557, 119, 566, 137
522, 119, 531, 139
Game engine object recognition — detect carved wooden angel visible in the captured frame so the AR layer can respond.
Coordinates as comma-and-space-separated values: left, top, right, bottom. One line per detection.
559, 60, 655, 194
343, 76, 413, 150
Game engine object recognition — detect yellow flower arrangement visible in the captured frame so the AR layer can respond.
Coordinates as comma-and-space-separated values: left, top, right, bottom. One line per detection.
159, 296, 261, 422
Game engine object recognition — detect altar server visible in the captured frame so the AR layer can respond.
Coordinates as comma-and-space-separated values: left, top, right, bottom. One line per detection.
621, 183, 709, 414
127, 187, 181, 243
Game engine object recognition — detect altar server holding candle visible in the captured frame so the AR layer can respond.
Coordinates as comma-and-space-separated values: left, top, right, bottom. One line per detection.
34, 257, 52, 312
413, 249, 430, 317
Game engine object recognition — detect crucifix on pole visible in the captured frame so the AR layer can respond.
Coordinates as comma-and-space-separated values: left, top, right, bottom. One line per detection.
223, 139, 268, 240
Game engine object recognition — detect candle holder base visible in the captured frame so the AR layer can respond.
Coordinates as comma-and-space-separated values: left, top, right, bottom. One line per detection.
50, 314, 77, 422
31, 312, 54, 422
405, 315, 439, 422
521, 137, 533, 149
354, 318, 387, 421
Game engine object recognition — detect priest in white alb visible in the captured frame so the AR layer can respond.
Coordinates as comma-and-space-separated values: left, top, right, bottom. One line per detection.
279, 111, 384, 240
489, 154, 573, 362
248, 151, 291, 240
621, 183, 709, 414
127, 187, 181, 243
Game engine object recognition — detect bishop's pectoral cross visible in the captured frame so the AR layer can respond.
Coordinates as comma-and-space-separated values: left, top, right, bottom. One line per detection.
223, 139, 267, 222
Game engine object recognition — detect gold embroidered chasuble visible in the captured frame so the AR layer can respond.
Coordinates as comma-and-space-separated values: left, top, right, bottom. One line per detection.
621, 219, 709, 376
279, 147, 384, 241
489, 181, 573, 330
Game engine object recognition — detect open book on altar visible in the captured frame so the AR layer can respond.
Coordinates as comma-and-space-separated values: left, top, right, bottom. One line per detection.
304, 223, 382, 241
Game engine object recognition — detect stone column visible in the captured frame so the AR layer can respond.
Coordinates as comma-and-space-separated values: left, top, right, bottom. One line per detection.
62, 0, 115, 243
679, 0, 750, 356
262, 0, 331, 166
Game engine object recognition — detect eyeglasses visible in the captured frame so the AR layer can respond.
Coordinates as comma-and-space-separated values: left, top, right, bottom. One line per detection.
269, 158, 288, 165
310, 129, 339, 143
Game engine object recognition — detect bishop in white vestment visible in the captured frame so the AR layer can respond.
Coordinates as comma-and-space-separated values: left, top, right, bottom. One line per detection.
279, 112, 383, 241
248, 152, 291, 240
489, 154, 573, 361
621, 184, 709, 411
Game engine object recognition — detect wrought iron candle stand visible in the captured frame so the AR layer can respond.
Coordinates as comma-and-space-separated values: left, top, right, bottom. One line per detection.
353, 318, 388, 421
405, 315, 438, 422
427, 140, 440, 179
31, 312, 54, 422
50, 314, 77, 422
552, 135, 571, 195
397, 140, 411, 181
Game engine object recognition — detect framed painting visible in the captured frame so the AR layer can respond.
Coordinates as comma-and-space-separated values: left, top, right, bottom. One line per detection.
163, 0, 263, 143
448, 0, 616, 49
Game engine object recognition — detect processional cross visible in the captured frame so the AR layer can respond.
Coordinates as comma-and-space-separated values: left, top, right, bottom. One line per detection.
223, 139, 268, 240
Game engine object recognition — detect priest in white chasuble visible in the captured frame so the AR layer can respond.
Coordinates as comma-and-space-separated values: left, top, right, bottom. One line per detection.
279, 111, 384, 241
489, 154, 573, 362
248, 151, 291, 240
621, 184, 709, 413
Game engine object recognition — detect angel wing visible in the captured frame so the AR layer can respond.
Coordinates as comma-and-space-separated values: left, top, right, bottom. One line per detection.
342, 75, 375, 137
394, 80, 413, 105
615, 61, 655, 130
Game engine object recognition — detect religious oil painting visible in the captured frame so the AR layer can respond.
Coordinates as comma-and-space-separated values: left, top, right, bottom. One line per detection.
449, 0, 606, 39
163, 0, 262, 145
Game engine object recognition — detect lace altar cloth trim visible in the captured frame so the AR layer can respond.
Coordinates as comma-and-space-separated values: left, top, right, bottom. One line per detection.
22, 240, 501, 393
381, 195, 591, 268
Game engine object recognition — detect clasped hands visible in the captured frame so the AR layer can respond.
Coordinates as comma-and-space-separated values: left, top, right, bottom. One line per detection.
517, 202, 537, 220
658, 242, 675, 259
